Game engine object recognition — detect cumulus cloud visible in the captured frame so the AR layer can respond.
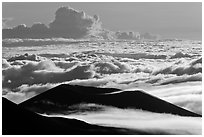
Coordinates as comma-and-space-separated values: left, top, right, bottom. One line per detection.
3, 24, 30, 39
2, 18, 13, 29
3, 6, 102, 39
140, 32, 160, 40
49, 6, 102, 38
2, 6, 162, 40
115, 31, 140, 40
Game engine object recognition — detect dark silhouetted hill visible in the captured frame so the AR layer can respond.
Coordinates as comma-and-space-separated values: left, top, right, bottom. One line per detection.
3, 97, 166, 135
20, 84, 201, 117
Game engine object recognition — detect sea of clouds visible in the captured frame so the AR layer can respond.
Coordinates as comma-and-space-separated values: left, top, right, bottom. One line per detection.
2, 39, 202, 116
2, 6, 202, 117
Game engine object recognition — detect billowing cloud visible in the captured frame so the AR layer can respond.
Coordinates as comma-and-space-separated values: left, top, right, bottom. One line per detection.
3, 24, 30, 38
49, 6, 102, 38
94, 60, 132, 74
153, 57, 202, 76
2, 50, 202, 116
2, 60, 95, 89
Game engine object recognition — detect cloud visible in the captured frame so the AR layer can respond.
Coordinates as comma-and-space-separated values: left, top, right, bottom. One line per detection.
3, 24, 30, 39
2, 51, 202, 111
147, 84, 202, 114
170, 52, 192, 59
3, 6, 102, 39
153, 58, 202, 76
8, 53, 45, 62
98, 52, 167, 60
56, 105, 201, 134
2, 18, 13, 29
68, 78, 111, 87
115, 31, 140, 40
140, 32, 160, 40
3, 83, 57, 104
190, 57, 202, 66
2, 60, 95, 89
2, 59, 11, 69
54, 61, 79, 70
2, 38, 90, 47
49, 6, 102, 38
163, 94, 202, 115
2, 6, 161, 40
94, 60, 131, 74
159, 73, 202, 85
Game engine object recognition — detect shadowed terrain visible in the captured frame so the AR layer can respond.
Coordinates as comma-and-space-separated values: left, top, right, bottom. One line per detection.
3, 97, 167, 135
20, 84, 201, 117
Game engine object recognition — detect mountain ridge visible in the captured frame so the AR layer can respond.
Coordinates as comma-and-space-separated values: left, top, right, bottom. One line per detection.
20, 84, 201, 117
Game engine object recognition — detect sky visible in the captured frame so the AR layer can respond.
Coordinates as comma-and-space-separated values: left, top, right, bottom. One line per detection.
2, 2, 202, 40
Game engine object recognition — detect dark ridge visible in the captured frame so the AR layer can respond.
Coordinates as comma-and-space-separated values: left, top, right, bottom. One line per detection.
2, 98, 172, 135
20, 84, 201, 117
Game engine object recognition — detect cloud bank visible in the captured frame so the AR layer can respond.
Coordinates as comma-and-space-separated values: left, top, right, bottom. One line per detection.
115, 31, 140, 40
2, 51, 202, 110
2, 18, 13, 29
3, 6, 102, 39
153, 58, 202, 76
3, 6, 160, 40
140, 32, 160, 40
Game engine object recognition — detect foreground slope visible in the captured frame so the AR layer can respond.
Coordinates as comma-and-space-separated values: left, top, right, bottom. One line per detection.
3, 97, 161, 135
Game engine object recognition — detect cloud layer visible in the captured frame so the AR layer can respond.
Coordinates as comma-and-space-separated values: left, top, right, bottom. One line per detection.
3, 50, 202, 114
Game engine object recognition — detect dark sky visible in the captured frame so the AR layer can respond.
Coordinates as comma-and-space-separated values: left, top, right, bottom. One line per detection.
2, 2, 202, 40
